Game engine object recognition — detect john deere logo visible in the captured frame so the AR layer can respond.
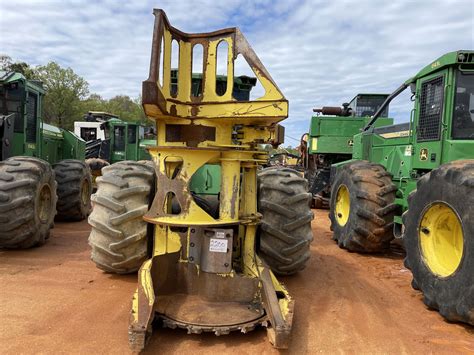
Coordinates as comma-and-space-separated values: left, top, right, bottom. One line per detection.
348, 139, 354, 147
420, 148, 429, 161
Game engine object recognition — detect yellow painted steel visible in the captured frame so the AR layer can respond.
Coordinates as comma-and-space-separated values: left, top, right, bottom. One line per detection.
335, 184, 350, 226
419, 203, 464, 277
129, 9, 293, 350
286, 157, 299, 165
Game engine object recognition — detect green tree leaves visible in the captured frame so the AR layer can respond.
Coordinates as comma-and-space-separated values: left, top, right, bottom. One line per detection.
0, 55, 36, 79
1, 54, 147, 130
35, 62, 89, 129
79, 94, 147, 124
103, 95, 146, 122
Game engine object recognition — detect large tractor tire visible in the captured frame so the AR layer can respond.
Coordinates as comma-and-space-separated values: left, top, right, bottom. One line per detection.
88, 160, 155, 274
257, 167, 313, 275
54, 159, 92, 221
329, 161, 398, 252
403, 160, 473, 325
0, 157, 57, 248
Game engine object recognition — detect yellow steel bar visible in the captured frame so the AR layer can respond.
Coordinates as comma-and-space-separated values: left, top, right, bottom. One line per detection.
129, 259, 155, 339
242, 224, 258, 277
154, 225, 181, 255
241, 165, 257, 218
211, 120, 233, 146
162, 30, 172, 96
177, 40, 192, 102
203, 39, 218, 100
225, 38, 234, 101
161, 101, 288, 123
219, 152, 241, 222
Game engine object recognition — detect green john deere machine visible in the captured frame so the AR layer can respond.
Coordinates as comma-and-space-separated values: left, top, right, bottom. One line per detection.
329, 50, 474, 325
75, 113, 155, 183
0, 71, 92, 249
303, 94, 392, 208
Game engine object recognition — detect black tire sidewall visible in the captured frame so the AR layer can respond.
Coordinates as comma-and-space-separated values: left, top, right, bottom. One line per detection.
54, 160, 92, 220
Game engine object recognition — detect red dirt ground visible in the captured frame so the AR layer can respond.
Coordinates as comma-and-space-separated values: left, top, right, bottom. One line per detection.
1, 210, 473, 354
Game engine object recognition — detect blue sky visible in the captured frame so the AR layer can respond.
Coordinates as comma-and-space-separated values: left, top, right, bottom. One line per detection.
1, 0, 473, 144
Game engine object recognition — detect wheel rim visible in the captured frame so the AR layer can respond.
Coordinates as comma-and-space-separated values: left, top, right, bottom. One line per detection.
335, 184, 350, 226
38, 184, 52, 223
419, 202, 464, 277
81, 179, 90, 206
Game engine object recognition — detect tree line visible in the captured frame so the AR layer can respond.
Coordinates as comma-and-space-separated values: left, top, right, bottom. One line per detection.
0, 54, 298, 155
0, 54, 146, 130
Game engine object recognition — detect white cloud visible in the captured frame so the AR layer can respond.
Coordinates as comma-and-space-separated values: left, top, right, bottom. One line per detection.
1, 0, 473, 141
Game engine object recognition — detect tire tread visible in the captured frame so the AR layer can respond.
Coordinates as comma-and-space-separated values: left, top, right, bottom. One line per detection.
257, 167, 313, 275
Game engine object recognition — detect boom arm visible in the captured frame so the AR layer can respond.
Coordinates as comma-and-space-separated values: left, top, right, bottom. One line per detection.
362, 83, 408, 131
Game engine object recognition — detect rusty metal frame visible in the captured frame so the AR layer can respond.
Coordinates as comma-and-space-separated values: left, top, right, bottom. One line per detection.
129, 9, 293, 351
142, 9, 288, 124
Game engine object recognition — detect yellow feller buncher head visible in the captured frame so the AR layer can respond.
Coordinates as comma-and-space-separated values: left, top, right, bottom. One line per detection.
129, 9, 292, 350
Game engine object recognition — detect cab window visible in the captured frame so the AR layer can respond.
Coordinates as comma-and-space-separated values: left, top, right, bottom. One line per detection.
128, 125, 137, 144
113, 126, 125, 150
452, 71, 474, 139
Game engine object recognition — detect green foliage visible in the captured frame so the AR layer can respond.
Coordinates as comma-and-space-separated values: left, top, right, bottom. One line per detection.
268, 145, 300, 157
276, 146, 300, 156
35, 62, 89, 130
104, 95, 146, 122
0, 54, 36, 79
2, 54, 148, 129
0, 55, 10, 69
80, 93, 107, 112
79, 94, 147, 124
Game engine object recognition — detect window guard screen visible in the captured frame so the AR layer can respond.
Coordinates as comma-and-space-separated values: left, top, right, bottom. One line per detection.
26, 92, 37, 143
417, 76, 444, 142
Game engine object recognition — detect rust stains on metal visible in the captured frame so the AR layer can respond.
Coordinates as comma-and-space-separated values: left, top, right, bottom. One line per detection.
142, 8, 287, 125
135, 9, 293, 352
144, 169, 190, 221
165, 124, 216, 147
260, 266, 293, 348
230, 175, 237, 219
